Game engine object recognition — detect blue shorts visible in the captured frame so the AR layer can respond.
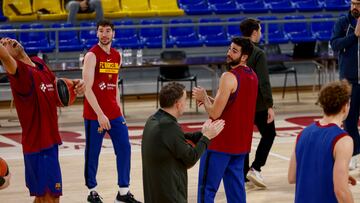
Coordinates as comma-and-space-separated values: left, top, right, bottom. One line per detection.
24, 145, 62, 197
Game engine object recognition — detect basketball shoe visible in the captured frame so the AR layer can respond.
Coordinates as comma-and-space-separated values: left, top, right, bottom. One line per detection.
246, 168, 267, 188
114, 191, 141, 203
87, 191, 103, 203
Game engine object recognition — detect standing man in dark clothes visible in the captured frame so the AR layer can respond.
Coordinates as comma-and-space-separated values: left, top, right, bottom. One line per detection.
240, 18, 276, 188
331, 0, 360, 168
142, 82, 225, 203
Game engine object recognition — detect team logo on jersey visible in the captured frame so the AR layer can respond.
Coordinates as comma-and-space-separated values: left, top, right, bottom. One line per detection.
99, 82, 107, 90
55, 183, 61, 190
99, 61, 119, 74
40, 83, 46, 92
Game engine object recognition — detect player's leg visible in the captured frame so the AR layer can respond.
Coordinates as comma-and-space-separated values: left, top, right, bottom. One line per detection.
198, 151, 230, 203
223, 154, 246, 203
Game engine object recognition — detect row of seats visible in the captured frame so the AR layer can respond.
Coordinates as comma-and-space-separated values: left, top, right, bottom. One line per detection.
0, 15, 336, 53
1, 0, 183, 22
179, 0, 350, 15
1, 0, 351, 22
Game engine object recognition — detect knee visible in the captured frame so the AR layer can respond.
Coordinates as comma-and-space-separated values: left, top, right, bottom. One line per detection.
66, 1, 80, 12
89, 0, 102, 8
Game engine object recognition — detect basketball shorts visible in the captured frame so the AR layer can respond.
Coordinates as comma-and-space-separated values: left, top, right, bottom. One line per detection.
24, 145, 62, 197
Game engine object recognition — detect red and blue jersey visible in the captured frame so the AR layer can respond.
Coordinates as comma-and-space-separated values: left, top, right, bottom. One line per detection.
208, 65, 258, 154
295, 121, 349, 203
7, 56, 62, 154
83, 44, 122, 120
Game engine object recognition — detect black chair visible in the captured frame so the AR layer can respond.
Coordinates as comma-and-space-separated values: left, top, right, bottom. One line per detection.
118, 78, 125, 115
264, 44, 299, 102
156, 50, 198, 112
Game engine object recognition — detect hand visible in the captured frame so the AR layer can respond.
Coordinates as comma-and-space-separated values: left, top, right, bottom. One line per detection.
73, 79, 85, 96
349, 175, 357, 186
201, 119, 225, 140
267, 107, 275, 123
355, 19, 360, 37
0, 172, 11, 190
193, 87, 207, 103
97, 113, 111, 131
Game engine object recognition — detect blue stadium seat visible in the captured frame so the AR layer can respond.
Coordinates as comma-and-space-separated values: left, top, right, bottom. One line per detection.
199, 18, 230, 46
50, 23, 85, 52
311, 14, 335, 41
292, 0, 323, 12
168, 19, 203, 47
0, 25, 16, 39
227, 17, 245, 38
258, 16, 288, 44
19, 23, 54, 54
284, 15, 316, 43
236, 0, 268, 13
113, 20, 142, 49
323, 0, 349, 11
266, 0, 296, 13
79, 22, 98, 49
208, 0, 241, 14
140, 19, 165, 48
178, 0, 212, 15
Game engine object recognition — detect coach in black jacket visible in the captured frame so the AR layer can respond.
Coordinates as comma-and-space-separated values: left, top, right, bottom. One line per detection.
331, 1, 360, 156
141, 82, 224, 203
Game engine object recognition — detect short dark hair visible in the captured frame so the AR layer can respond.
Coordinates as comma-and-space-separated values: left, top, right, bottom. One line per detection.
97, 19, 114, 30
231, 37, 254, 57
240, 18, 261, 37
317, 80, 351, 116
159, 82, 185, 108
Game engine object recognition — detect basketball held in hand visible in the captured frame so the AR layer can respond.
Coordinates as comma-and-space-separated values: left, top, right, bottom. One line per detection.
0, 157, 9, 177
55, 78, 76, 107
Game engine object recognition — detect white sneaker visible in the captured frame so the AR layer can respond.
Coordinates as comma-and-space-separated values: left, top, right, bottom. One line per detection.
246, 168, 267, 188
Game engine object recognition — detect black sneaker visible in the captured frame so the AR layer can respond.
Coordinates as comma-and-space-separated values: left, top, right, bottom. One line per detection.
87, 191, 103, 203
115, 191, 141, 203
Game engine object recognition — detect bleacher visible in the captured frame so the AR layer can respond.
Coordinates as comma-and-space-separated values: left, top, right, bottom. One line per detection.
0, 0, 350, 100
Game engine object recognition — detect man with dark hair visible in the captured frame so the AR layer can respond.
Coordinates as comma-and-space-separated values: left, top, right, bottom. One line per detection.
240, 18, 276, 188
65, 0, 103, 24
194, 37, 258, 203
82, 19, 140, 203
288, 80, 355, 202
0, 37, 85, 203
330, 0, 360, 170
142, 82, 225, 203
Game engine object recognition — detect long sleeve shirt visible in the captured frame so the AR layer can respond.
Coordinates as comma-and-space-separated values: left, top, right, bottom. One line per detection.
141, 109, 210, 203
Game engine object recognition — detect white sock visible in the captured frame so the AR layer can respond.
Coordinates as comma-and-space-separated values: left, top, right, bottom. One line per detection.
89, 187, 97, 194
119, 187, 129, 195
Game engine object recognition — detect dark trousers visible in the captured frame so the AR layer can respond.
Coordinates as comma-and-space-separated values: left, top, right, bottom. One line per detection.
244, 110, 276, 178
344, 83, 360, 155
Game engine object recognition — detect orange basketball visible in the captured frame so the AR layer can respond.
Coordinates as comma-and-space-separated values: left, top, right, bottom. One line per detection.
0, 157, 9, 177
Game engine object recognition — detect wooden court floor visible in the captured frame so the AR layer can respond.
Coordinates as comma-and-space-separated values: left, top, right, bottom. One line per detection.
0, 90, 360, 202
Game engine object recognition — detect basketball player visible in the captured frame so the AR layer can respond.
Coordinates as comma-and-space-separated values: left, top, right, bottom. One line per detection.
0, 37, 85, 203
194, 37, 258, 203
82, 19, 140, 203
288, 80, 354, 202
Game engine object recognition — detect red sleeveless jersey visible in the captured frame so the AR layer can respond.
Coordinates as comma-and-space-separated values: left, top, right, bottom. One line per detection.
83, 44, 122, 120
208, 65, 258, 154
7, 56, 62, 154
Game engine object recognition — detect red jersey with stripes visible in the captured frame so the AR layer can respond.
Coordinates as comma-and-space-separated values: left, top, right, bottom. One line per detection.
295, 121, 349, 203
7, 56, 62, 154
208, 65, 258, 154
83, 44, 122, 120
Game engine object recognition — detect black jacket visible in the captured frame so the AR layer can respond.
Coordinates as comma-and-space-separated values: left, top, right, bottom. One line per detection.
331, 11, 359, 84
142, 109, 210, 203
247, 44, 273, 111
